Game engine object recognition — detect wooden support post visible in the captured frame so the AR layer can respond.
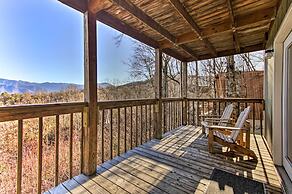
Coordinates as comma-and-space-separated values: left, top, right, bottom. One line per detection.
154, 49, 163, 139
82, 10, 98, 176
181, 61, 188, 125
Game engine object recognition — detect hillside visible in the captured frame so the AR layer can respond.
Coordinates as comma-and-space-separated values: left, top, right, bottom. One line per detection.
0, 78, 111, 94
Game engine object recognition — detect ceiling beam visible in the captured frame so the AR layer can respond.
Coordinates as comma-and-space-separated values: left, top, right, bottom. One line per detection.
57, 0, 87, 13
159, 7, 274, 49
110, 0, 198, 60
89, 0, 111, 13
188, 43, 263, 62
96, 11, 189, 61
263, 7, 277, 48
168, 0, 217, 57
227, 0, 240, 53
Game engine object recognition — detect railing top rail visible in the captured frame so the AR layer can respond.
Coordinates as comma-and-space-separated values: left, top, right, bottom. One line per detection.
98, 98, 157, 110
187, 98, 264, 103
0, 102, 87, 122
161, 98, 183, 102
0, 98, 264, 122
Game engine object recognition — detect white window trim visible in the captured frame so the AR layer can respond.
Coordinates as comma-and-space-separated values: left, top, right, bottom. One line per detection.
273, 3, 292, 165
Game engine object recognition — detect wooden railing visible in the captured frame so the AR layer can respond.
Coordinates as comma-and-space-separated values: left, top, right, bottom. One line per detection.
0, 102, 87, 193
161, 98, 183, 132
97, 99, 157, 164
0, 98, 264, 193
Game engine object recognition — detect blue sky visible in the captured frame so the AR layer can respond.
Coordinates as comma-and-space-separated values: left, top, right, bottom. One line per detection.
0, 0, 135, 85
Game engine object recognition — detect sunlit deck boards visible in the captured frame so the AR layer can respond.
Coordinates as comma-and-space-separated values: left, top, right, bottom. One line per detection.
47, 126, 283, 194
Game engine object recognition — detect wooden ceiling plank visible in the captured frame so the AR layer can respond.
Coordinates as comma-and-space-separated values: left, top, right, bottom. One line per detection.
227, 0, 240, 53
96, 11, 188, 61
159, 7, 274, 49
168, 0, 217, 57
109, 0, 198, 60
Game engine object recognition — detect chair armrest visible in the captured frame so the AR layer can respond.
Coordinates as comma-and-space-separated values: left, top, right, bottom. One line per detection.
200, 115, 221, 118
208, 125, 248, 131
205, 118, 229, 122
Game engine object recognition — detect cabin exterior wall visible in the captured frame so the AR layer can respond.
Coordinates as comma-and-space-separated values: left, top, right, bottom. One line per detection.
264, 0, 292, 165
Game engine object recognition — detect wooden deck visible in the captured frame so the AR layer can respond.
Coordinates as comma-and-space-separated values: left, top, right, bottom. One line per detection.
47, 126, 283, 194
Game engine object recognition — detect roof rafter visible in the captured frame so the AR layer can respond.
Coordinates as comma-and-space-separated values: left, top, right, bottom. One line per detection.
227, 0, 240, 53
96, 11, 189, 61
168, 0, 217, 57
159, 7, 274, 49
109, 0, 198, 60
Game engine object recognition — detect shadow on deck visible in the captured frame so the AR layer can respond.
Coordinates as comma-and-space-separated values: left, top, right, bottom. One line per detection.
46, 126, 283, 194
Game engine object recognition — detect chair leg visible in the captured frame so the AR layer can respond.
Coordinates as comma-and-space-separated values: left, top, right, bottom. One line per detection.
232, 144, 257, 160
202, 126, 206, 134
208, 130, 214, 153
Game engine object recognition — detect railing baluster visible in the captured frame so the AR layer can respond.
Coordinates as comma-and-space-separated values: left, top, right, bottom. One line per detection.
80, 112, 83, 173
130, 106, 133, 149
37, 117, 43, 194
17, 119, 23, 194
54, 115, 59, 186
69, 113, 73, 179
196, 101, 199, 126
187, 101, 190, 125
207, 101, 210, 116
149, 105, 152, 139
175, 102, 178, 127
136, 106, 138, 147
110, 109, 113, 159
124, 107, 127, 152
192, 101, 195, 125
146, 105, 148, 141
260, 103, 263, 135
101, 110, 104, 163
202, 101, 205, 122
140, 106, 143, 144
118, 108, 120, 156
253, 103, 256, 134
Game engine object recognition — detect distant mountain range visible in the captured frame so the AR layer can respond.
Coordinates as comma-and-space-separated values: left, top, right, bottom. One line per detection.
0, 78, 112, 94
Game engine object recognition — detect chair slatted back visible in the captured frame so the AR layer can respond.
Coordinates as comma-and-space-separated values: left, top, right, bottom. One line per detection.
218, 104, 234, 126
230, 106, 251, 142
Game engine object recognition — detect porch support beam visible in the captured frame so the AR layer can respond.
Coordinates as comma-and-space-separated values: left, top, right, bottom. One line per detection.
181, 61, 188, 125
58, 0, 87, 12
168, 0, 217, 57
82, 10, 98, 175
154, 49, 163, 139
110, 0, 198, 60
88, 0, 110, 13
227, 0, 240, 53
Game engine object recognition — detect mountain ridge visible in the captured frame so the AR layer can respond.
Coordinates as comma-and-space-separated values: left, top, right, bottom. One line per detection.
0, 78, 112, 94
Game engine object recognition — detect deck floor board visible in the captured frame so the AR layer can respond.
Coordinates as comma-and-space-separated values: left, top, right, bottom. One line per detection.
47, 126, 283, 194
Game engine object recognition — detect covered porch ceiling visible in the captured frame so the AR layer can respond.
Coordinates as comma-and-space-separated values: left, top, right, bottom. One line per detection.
59, 0, 280, 62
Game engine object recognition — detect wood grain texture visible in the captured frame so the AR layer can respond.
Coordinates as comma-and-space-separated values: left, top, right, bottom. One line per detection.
83, 10, 98, 175
47, 126, 283, 194
58, 0, 279, 61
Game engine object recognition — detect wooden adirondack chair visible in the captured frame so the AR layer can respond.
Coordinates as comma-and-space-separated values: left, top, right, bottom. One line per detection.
207, 106, 257, 160
201, 104, 234, 134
